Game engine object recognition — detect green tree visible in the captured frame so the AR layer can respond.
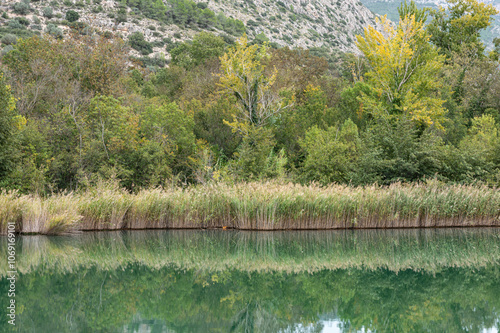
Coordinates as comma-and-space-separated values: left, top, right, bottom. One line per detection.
139, 101, 196, 177
458, 114, 500, 183
171, 32, 225, 70
300, 119, 360, 184
427, 0, 499, 59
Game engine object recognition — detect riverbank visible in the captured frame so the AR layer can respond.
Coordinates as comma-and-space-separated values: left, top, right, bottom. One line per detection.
1, 181, 499, 234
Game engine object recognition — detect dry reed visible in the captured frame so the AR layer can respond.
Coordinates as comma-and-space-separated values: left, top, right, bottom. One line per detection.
0, 181, 499, 234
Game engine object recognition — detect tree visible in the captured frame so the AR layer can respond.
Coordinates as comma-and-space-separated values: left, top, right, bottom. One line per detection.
0, 71, 20, 179
356, 12, 446, 129
218, 35, 293, 133
489, 38, 500, 61
427, 0, 499, 59
458, 114, 499, 182
300, 119, 360, 184
139, 101, 196, 177
171, 32, 225, 70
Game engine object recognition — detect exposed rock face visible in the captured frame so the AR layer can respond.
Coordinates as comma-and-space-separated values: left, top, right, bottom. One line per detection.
197, 0, 382, 53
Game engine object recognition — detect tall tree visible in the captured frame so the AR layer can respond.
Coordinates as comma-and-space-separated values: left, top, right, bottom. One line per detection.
356, 13, 446, 129
217, 35, 293, 133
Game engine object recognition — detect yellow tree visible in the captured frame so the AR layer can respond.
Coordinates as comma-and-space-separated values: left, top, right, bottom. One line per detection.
217, 35, 292, 134
356, 14, 447, 129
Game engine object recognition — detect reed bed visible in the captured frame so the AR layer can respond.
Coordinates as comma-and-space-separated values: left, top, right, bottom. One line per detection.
0, 181, 499, 234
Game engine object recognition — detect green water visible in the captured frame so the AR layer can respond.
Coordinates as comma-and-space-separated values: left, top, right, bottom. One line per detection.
1, 229, 500, 332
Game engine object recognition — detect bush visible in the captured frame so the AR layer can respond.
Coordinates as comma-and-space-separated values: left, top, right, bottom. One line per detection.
45, 23, 63, 39
8, 20, 26, 30
1, 45, 14, 56
17, 17, 30, 26
69, 21, 88, 34
91, 5, 103, 13
128, 32, 152, 55
13, 1, 31, 15
116, 8, 127, 23
42, 7, 54, 18
65, 9, 79, 22
1, 34, 17, 45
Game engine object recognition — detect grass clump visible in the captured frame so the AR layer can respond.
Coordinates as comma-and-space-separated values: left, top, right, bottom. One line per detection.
18, 193, 81, 234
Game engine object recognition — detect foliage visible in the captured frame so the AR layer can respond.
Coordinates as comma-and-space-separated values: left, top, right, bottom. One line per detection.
218, 35, 292, 131
427, 0, 499, 59
356, 14, 446, 129
300, 119, 360, 184
171, 32, 225, 69
42, 6, 54, 18
1, 34, 17, 46
0, 72, 20, 180
45, 23, 63, 39
0, 27, 500, 193
65, 9, 80, 22
124, 0, 245, 36
128, 31, 153, 55
12, 1, 31, 15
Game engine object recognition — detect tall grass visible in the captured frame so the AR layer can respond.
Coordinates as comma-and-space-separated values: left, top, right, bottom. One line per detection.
0, 181, 499, 234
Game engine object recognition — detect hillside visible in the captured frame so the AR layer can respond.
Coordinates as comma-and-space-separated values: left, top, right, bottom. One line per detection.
0, 0, 382, 62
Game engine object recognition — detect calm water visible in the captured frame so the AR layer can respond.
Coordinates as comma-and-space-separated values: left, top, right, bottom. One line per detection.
1, 228, 500, 332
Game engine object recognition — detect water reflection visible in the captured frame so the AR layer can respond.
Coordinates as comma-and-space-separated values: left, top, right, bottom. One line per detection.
0, 229, 499, 332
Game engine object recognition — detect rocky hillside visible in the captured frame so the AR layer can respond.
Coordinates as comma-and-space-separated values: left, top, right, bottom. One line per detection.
0, 0, 382, 62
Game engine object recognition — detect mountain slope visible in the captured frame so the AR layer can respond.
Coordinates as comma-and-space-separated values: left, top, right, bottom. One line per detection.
0, 0, 382, 61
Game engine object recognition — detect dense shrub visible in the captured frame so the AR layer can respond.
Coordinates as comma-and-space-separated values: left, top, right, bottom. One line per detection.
65, 9, 79, 22
42, 7, 54, 18
128, 32, 152, 55
45, 23, 63, 38
1, 34, 17, 45
13, 1, 31, 15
